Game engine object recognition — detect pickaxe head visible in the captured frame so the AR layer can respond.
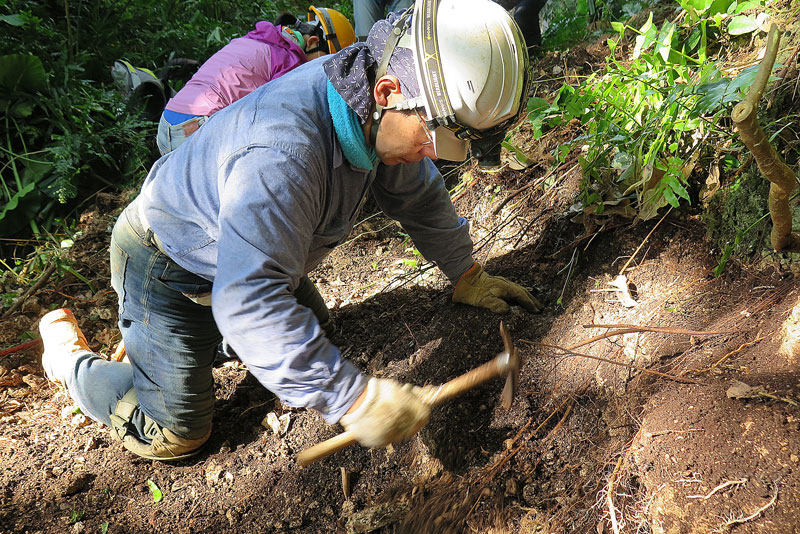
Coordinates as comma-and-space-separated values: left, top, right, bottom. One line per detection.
499, 321, 520, 410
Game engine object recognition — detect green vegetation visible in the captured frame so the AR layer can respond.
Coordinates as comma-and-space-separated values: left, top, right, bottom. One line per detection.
146, 479, 163, 503
529, 0, 792, 272
0, 0, 346, 243
0, 0, 793, 289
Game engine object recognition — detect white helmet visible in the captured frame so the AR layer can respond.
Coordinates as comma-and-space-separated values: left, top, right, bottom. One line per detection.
372, 0, 530, 161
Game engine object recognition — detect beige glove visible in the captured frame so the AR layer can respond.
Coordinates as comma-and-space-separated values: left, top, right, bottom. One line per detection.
339, 378, 431, 449
452, 262, 543, 314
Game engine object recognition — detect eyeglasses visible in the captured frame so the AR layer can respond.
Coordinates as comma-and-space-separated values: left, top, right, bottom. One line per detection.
414, 108, 434, 147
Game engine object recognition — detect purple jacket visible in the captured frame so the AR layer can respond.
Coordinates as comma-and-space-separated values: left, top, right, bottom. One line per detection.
165, 21, 306, 116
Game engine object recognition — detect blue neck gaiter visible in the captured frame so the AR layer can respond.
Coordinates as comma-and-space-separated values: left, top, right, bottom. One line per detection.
326, 81, 378, 171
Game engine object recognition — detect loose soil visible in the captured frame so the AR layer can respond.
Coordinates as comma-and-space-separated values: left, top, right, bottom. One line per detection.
2, 27, 800, 534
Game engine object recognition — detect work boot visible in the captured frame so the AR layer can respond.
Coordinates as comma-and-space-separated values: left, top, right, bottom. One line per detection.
39, 308, 92, 386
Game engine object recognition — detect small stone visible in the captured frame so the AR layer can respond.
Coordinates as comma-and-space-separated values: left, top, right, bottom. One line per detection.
205, 461, 224, 486
791, 454, 799, 463
261, 412, 291, 435
71, 413, 89, 427
522, 484, 536, 505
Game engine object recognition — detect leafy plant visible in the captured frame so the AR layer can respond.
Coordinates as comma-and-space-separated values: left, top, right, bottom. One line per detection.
0, 0, 338, 246
533, 5, 763, 220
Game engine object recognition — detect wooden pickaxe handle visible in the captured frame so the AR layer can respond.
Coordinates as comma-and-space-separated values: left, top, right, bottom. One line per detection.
296, 323, 519, 467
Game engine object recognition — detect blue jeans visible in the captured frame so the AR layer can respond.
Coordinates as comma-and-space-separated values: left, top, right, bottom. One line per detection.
46, 200, 218, 444
59, 198, 330, 446
353, 0, 413, 39
156, 114, 207, 156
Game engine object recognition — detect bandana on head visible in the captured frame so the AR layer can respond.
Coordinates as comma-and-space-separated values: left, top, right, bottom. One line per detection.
323, 12, 420, 124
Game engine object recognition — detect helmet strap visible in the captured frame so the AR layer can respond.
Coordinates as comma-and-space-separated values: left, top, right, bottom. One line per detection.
304, 44, 326, 55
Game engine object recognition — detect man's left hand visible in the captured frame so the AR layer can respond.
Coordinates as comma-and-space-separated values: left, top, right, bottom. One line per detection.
452, 262, 542, 314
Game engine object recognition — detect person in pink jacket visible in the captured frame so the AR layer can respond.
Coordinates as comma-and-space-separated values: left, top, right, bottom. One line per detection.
157, 6, 355, 155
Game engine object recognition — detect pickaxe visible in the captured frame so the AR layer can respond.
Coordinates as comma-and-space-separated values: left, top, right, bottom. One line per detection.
296, 321, 520, 467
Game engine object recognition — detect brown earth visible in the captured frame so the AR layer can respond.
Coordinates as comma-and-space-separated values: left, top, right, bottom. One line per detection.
2, 26, 800, 534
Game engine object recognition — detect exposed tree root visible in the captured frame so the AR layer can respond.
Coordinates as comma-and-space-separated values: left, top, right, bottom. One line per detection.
732, 24, 800, 253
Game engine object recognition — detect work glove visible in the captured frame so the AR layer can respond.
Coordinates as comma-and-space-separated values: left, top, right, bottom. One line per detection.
339, 377, 431, 449
452, 262, 543, 314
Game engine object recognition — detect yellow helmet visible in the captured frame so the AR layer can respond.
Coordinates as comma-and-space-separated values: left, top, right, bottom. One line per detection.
308, 6, 356, 53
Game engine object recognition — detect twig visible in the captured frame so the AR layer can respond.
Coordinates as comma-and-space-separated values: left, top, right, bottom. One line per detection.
484, 396, 574, 482
2, 263, 57, 319
547, 222, 629, 259
607, 457, 623, 534
341, 467, 351, 500
527, 340, 701, 384
618, 207, 672, 275
688, 333, 770, 374
469, 398, 574, 517
573, 324, 734, 353
490, 162, 548, 216
0, 338, 42, 358
240, 401, 271, 417
556, 248, 578, 305
716, 482, 778, 531
583, 323, 735, 336
686, 478, 747, 499
648, 428, 703, 438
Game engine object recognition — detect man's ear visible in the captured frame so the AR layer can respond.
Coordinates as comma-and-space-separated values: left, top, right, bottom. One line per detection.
373, 75, 402, 107
305, 35, 321, 50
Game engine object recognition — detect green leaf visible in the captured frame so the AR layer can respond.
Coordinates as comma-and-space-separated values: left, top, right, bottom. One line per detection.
656, 21, 676, 62
733, 0, 761, 14
502, 141, 531, 164
728, 14, 759, 35
632, 13, 656, 59
664, 175, 690, 201
0, 182, 36, 223
683, 0, 716, 12
146, 480, 163, 503
662, 185, 679, 207
611, 21, 625, 33
100, 522, 109, 534
707, 0, 735, 16
527, 96, 550, 114
0, 14, 25, 27
0, 54, 47, 93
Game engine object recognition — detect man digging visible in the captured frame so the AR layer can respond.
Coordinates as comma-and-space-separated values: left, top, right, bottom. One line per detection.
39, 0, 541, 461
